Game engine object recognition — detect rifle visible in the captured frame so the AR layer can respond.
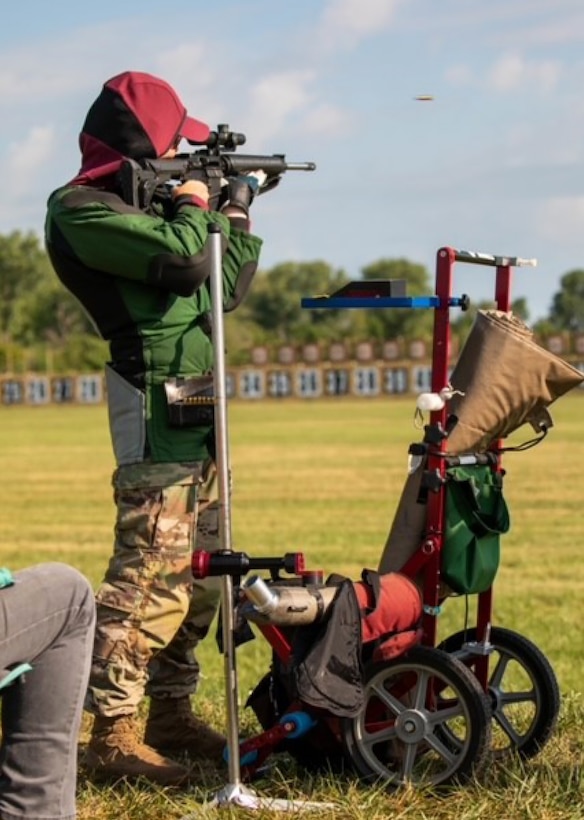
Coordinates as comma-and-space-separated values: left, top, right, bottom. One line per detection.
117, 123, 316, 212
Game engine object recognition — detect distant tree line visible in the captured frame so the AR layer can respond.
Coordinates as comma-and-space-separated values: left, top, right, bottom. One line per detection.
0, 230, 582, 373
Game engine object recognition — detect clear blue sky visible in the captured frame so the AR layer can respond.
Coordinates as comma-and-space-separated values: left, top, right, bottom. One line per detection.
1, 0, 582, 320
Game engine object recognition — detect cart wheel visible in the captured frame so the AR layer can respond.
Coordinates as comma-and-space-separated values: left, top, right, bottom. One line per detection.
438, 627, 560, 759
340, 646, 492, 788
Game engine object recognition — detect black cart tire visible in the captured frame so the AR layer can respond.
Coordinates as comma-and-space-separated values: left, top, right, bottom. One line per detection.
438, 627, 560, 759
340, 646, 492, 789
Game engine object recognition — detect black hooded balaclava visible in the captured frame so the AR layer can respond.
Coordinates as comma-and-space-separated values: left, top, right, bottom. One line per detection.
69, 71, 210, 187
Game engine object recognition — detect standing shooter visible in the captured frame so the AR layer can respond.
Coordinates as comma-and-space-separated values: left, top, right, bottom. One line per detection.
45, 71, 268, 785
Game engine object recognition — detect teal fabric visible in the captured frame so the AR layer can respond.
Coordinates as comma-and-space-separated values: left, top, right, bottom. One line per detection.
0, 663, 33, 691
442, 465, 510, 595
0, 568, 14, 589
0, 569, 33, 689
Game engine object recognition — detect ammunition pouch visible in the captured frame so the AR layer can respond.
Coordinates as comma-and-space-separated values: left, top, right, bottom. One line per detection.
164, 376, 215, 428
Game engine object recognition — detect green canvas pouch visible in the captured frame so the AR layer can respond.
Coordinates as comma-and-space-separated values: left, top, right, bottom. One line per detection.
441, 465, 510, 594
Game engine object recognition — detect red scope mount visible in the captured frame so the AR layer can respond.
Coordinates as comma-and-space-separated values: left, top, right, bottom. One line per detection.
192, 549, 307, 580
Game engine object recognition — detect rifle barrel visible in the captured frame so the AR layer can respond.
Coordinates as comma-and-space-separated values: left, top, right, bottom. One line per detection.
286, 162, 317, 171
219, 154, 316, 174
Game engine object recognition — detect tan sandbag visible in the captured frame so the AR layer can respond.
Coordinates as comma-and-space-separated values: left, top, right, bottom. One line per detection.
446, 310, 584, 454
378, 459, 453, 595
379, 309, 583, 579
378, 464, 426, 575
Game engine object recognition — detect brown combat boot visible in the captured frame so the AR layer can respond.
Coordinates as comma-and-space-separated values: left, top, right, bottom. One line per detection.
85, 714, 189, 786
144, 697, 226, 765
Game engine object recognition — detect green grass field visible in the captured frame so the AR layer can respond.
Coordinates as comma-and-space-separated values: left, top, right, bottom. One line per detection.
1, 395, 582, 818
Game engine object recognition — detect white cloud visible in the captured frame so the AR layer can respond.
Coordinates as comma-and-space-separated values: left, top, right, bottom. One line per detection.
490, 7, 584, 48
318, 0, 401, 51
299, 103, 354, 136
154, 43, 219, 111
486, 53, 562, 93
3, 125, 56, 187
0, 124, 59, 230
407, 0, 584, 49
487, 54, 524, 91
0, 61, 86, 101
535, 196, 584, 242
245, 71, 317, 143
0, 25, 139, 104
502, 120, 584, 168
445, 64, 474, 86
0, 19, 225, 113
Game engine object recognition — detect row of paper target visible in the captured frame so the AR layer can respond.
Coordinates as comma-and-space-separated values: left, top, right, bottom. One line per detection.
2, 362, 584, 406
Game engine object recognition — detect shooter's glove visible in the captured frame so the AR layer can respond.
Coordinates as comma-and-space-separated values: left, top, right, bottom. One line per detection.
219, 171, 267, 217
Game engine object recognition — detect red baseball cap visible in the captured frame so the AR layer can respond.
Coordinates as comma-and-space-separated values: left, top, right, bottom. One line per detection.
104, 71, 210, 152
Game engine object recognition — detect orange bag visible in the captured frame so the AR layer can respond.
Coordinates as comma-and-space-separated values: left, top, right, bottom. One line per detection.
353, 570, 423, 660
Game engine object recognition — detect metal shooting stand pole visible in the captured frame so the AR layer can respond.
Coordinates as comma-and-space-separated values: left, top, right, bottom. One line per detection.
179, 223, 336, 815
206, 222, 250, 806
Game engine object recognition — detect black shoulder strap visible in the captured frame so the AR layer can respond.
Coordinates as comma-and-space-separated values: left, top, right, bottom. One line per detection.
360, 568, 381, 616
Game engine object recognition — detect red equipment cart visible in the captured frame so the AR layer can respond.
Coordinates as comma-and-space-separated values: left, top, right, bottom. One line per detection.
192, 244, 581, 795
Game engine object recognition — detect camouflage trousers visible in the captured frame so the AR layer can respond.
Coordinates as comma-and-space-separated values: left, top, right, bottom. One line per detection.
86, 459, 223, 717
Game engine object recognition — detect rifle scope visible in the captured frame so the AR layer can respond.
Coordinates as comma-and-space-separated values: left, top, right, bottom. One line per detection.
196, 123, 246, 152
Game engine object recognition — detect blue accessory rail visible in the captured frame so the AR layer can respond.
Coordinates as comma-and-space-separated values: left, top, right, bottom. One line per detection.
301, 295, 467, 310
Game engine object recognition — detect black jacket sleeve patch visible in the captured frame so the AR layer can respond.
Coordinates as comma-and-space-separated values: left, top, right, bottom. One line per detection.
147, 251, 211, 296
224, 260, 258, 312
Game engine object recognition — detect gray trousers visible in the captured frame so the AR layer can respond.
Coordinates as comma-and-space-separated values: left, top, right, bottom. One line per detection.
0, 563, 95, 820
